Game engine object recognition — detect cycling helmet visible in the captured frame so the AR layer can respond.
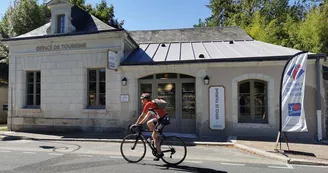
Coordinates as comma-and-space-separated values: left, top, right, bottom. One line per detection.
140, 93, 151, 100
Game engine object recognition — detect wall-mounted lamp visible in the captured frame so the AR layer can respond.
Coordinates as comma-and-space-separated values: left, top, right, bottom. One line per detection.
122, 77, 127, 86
204, 75, 210, 85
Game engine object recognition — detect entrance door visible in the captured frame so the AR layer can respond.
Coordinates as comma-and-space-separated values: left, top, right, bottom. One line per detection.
138, 74, 196, 135
156, 81, 177, 133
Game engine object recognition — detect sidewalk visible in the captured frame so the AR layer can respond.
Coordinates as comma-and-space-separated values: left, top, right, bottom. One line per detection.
235, 139, 328, 166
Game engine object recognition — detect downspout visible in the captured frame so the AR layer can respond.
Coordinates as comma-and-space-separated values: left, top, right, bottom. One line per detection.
316, 57, 323, 141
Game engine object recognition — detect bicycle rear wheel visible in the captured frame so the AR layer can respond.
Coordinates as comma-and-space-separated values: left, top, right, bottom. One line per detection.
160, 136, 187, 165
120, 134, 146, 163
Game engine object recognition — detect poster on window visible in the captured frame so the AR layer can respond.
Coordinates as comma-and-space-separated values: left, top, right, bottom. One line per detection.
281, 51, 308, 132
209, 86, 225, 130
107, 50, 119, 70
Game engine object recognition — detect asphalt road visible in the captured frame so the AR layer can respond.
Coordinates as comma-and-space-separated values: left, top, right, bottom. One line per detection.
0, 139, 327, 173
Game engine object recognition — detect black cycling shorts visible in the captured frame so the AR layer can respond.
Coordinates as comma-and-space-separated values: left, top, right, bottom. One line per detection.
153, 114, 170, 132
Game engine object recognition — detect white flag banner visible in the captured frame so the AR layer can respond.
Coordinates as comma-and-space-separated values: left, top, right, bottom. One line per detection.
281, 51, 308, 132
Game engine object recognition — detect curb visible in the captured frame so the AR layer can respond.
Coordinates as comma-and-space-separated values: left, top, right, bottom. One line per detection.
234, 143, 290, 163
289, 159, 328, 166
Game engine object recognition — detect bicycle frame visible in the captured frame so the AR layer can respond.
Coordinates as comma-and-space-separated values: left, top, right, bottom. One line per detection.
130, 126, 172, 156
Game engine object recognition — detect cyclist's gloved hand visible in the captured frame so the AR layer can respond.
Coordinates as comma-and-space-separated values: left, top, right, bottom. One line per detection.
129, 124, 137, 132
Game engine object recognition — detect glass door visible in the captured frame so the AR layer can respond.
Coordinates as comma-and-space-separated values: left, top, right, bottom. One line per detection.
180, 82, 196, 134
156, 81, 177, 133
139, 82, 153, 115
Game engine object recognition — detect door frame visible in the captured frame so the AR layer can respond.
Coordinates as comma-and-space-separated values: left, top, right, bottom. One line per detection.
138, 74, 196, 134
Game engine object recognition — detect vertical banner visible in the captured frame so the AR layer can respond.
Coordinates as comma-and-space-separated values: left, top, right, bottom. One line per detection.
281, 51, 308, 132
107, 50, 119, 70
209, 86, 225, 130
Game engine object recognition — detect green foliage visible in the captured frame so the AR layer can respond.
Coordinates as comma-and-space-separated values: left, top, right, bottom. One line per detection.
69, 0, 124, 28
195, 0, 328, 55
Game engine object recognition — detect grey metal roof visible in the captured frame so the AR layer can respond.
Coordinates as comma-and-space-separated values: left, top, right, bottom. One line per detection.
121, 40, 320, 65
14, 6, 115, 39
128, 27, 253, 43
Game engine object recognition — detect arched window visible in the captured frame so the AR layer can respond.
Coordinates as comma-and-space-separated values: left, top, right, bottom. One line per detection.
238, 80, 268, 123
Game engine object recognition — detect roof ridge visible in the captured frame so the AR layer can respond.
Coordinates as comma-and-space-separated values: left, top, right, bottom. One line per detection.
127, 26, 242, 32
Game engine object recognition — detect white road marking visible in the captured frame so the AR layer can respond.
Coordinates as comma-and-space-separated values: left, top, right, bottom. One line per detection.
184, 160, 203, 164
23, 152, 36, 154
268, 164, 294, 169
0, 150, 12, 153
221, 162, 245, 166
49, 153, 64, 156
109, 156, 123, 159
78, 155, 94, 157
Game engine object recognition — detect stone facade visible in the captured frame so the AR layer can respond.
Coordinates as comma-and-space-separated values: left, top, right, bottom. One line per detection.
6, 31, 137, 133
120, 59, 326, 140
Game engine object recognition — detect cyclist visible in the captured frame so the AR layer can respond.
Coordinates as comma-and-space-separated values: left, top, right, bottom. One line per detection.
133, 93, 169, 161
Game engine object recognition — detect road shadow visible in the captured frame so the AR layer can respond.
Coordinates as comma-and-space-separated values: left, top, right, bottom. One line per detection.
138, 163, 227, 173
159, 164, 228, 173
0, 135, 23, 141
38, 141, 81, 153
284, 150, 316, 157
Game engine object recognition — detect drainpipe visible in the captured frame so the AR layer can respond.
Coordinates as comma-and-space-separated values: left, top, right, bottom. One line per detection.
316, 57, 323, 141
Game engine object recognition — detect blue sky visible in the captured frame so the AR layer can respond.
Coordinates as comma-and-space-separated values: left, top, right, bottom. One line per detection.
0, 0, 301, 31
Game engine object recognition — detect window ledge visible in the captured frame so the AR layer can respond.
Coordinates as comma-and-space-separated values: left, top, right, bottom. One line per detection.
19, 108, 41, 113
83, 108, 106, 114
233, 123, 273, 129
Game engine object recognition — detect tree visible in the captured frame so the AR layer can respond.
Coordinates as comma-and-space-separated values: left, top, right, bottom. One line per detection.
297, 2, 328, 54
69, 0, 124, 28
195, 0, 328, 55
0, 0, 47, 66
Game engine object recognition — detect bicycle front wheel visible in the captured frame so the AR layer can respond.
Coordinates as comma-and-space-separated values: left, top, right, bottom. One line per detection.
160, 136, 187, 165
120, 134, 146, 163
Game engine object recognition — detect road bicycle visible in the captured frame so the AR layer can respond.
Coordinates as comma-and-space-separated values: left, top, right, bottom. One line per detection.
120, 124, 187, 165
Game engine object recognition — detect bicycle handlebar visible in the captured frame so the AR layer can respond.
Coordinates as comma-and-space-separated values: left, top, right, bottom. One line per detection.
128, 124, 143, 133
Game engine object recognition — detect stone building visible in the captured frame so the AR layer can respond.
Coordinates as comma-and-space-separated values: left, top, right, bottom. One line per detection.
2, 0, 326, 141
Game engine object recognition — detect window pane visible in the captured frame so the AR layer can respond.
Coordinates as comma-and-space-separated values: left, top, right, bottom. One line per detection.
88, 94, 96, 106
99, 82, 105, 93
254, 81, 266, 93
27, 72, 34, 83
239, 94, 250, 106
239, 106, 251, 122
99, 69, 106, 82
182, 83, 196, 119
254, 107, 266, 115
88, 70, 96, 81
239, 82, 250, 93
36, 72, 41, 83
158, 83, 176, 118
254, 94, 265, 107
27, 84, 34, 94
36, 84, 41, 94
156, 73, 177, 79
180, 74, 194, 78
36, 95, 41, 105
99, 94, 106, 106
27, 95, 34, 105
89, 82, 96, 93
